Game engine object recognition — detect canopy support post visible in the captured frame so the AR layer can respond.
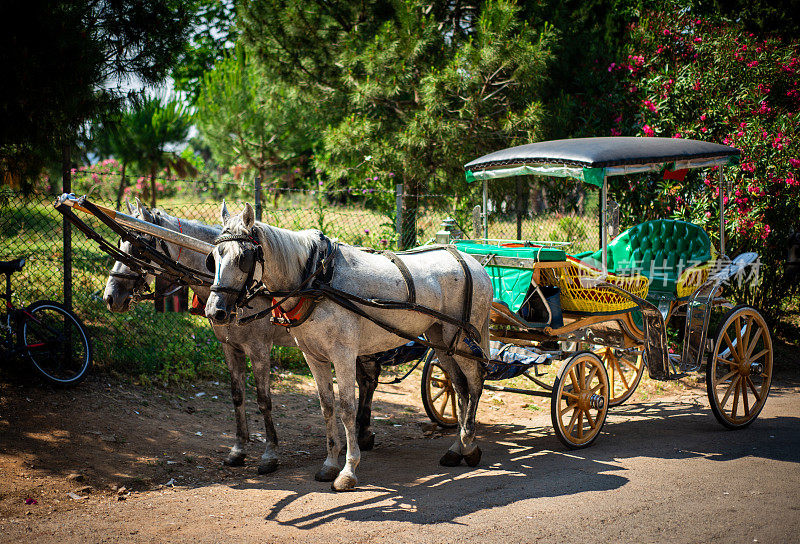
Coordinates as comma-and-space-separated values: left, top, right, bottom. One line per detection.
601, 175, 608, 274
482, 178, 488, 240
719, 167, 726, 257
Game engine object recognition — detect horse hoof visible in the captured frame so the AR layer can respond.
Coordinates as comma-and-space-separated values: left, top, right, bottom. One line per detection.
463, 446, 482, 467
332, 473, 357, 492
358, 433, 375, 451
224, 454, 245, 467
314, 465, 340, 482
439, 450, 464, 467
258, 458, 279, 475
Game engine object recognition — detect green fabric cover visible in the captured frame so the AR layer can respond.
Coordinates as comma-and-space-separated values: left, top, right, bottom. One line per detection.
455, 241, 567, 261
579, 219, 711, 301
455, 241, 566, 312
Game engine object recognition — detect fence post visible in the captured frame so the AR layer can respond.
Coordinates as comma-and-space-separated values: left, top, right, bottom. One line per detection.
516, 177, 523, 240
395, 183, 403, 246
62, 144, 72, 311
254, 176, 263, 222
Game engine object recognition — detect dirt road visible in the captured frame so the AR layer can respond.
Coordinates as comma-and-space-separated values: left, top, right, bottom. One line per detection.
2, 365, 799, 543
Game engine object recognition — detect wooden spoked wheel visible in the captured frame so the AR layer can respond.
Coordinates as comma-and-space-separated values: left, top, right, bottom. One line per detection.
706, 306, 773, 429
594, 346, 645, 407
551, 351, 609, 449
421, 356, 459, 428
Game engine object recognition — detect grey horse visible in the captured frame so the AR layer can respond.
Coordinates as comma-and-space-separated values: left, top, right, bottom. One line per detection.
102, 200, 384, 474
206, 202, 492, 491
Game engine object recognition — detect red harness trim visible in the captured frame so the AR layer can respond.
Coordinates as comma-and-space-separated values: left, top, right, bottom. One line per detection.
271, 297, 311, 326
190, 293, 204, 316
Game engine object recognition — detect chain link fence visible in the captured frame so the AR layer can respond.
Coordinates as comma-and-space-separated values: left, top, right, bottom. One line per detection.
1, 173, 601, 381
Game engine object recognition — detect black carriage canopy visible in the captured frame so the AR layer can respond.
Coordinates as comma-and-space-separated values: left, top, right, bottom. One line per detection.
464, 137, 740, 186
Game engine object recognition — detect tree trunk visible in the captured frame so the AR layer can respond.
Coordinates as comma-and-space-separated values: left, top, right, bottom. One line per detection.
150, 172, 157, 208
115, 160, 127, 210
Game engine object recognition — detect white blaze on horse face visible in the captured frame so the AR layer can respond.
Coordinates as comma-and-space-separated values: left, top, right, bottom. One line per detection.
205, 242, 250, 322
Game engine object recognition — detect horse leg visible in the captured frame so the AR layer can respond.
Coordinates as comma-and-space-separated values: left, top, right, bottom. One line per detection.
249, 346, 279, 475
330, 348, 360, 491
355, 356, 380, 451
457, 318, 491, 467
454, 353, 484, 467
221, 343, 248, 467
305, 357, 342, 482
432, 350, 472, 466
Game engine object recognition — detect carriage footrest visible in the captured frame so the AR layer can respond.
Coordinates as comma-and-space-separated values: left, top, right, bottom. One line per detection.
483, 341, 550, 381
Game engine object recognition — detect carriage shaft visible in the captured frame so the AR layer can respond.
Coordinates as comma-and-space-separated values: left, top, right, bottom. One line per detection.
55, 194, 213, 254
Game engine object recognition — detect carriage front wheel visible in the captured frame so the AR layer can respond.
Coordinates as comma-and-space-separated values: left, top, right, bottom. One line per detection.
551, 351, 609, 449
421, 355, 459, 429
706, 305, 773, 429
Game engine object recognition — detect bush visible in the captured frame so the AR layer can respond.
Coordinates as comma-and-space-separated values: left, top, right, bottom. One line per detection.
606, 6, 800, 319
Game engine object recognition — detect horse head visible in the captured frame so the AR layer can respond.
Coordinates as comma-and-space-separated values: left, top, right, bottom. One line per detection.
205, 201, 262, 325
102, 198, 157, 312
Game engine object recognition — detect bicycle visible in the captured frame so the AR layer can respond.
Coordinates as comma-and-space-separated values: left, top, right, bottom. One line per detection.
1, 257, 92, 386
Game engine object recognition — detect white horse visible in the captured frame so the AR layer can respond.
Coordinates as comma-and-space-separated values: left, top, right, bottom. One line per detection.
205, 202, 492, 491
102, 200, 384, 474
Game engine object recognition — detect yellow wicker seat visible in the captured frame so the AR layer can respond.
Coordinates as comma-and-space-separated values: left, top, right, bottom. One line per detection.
539, 257, 650, 314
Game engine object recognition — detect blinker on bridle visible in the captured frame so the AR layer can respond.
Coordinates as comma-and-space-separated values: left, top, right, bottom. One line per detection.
207, 231, 264, 303
109, 212, 184, 301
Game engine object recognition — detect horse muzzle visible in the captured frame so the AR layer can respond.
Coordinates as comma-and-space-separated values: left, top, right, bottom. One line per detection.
103, 281, 131, 313
205, 293, 235, 324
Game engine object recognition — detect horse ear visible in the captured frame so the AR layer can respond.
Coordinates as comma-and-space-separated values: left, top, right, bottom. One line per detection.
242, 202, 254, 228
134, 197, 144, 217
221, 200, 230, 224
137, 199, 154, 222
125, 198, 134, 215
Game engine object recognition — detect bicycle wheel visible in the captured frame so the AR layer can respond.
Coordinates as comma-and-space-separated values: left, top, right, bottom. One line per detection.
22, 300, 92, 386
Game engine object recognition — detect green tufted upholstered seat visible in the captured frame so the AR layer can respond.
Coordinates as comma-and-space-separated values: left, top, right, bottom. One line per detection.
576, 219, 712, 301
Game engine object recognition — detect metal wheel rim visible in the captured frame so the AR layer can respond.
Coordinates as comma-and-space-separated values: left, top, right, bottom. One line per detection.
23, 304, 90, 383
708, 307, 772, 427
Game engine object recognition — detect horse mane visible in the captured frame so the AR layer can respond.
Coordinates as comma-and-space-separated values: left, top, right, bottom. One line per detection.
256, 223, 320, 279
151, 208, 221, 241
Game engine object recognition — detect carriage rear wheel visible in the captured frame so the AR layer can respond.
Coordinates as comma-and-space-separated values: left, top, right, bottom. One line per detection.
706, 305, 773, 429
551, 351, 609, 449
421, 355, 459, 429
594, 346, 645, 407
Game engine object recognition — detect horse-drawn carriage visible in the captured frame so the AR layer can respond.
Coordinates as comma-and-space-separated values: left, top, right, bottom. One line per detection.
422, 136, 772, 448
54, 136, 773, 490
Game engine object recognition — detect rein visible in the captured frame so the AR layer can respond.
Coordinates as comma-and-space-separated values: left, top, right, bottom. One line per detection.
211, 230, 336, 327
212, 230, 486, 362
55, 196, 213, 302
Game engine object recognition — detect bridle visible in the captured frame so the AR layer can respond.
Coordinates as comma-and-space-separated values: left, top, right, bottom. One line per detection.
207, 229, 338, 326
109, 213, 186, 303
207, 230, 265, 309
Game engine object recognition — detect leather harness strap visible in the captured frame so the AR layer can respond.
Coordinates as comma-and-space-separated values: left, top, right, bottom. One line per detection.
382, 250, 416, 304
214, 231, 485, 360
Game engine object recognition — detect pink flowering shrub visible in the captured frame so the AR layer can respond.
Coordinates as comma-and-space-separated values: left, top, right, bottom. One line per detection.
66, 158, 123, 200
607, 8, 800, 317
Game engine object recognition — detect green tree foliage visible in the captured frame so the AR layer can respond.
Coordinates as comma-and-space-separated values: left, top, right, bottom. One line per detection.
195, 48, 321, 191
606, 7, 800, 318
241, 0, 554, 246
95, 95, 196, 208
93, 96, 196, 208
172, 0, 240, 105
691, 0, 800, 39
0, 0, 191, 190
